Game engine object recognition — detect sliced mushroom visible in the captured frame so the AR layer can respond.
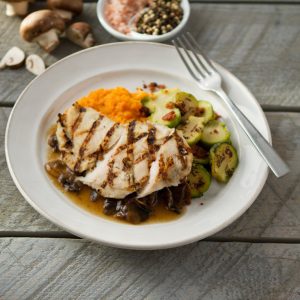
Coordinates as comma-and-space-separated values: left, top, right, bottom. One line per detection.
66, 22, 95, 48
26, 54, 46, 76
0, 46, 25, 69
47, 0, 83, 22
20, 10, 65, 52
2, 0, 30, 16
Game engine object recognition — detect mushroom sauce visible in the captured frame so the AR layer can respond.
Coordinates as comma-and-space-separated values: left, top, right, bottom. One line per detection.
47, 146, 184, 224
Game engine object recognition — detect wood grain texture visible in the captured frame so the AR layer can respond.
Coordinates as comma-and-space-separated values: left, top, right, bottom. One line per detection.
218, 112, 300, 239
1, 106, 300, 239
0, 108, 59, 232
0, 3, 299, 105
1, 238, 300, 299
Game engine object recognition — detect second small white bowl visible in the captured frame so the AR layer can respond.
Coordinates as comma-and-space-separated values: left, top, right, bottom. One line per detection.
97, 0, 190, 42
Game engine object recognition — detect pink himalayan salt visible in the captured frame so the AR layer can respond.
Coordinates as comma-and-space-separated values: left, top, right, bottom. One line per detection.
104, 0, 150, 34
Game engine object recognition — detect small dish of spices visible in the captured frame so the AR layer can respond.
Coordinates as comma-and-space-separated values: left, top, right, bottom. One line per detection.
97, 0, 190, 42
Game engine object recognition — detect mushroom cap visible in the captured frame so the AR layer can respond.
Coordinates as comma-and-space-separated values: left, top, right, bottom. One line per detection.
20, 10, 65, 42
47, 0, 83, 15
68, 22, 92, 38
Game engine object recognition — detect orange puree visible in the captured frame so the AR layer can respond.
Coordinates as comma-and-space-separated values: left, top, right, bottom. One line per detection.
77, 87, 148, 123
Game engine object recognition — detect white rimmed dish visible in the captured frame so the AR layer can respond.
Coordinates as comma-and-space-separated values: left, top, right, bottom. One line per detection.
5, 42, 270, 250
96, 0, 190, 42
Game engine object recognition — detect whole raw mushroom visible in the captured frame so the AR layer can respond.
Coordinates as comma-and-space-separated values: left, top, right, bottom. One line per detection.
66, 22, 95, 48
20, 10, 65, 52
1, 0, 31, 16
47, 0, 83, 22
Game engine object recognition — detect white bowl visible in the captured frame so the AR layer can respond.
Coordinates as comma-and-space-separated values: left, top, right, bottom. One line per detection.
97, 0, 190, 42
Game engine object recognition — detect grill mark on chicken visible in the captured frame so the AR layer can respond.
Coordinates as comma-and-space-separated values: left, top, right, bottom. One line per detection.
134, 132, 148, 143
88, 122, 120, 169
147, 126, 157, 165
114, 144, 127, 155
122, 157, 132, 171
101, 123, 120, 152
59, 112, 67, 125
147, 126, 156, 147
128, 121, 136, 144
57, 114, 72, 149
166, 156, 174, 169
105, 143, 128, 186
126, 121, 136, 189
79, 116, 104, 157
158, 155, 174, 181
134, 175, 149, 191
158, 154, 168, 180
139, 175, 149, 188
134, 152, 149, 164
106, 159, 116, 187
146, 125, 158, 183
162, 134, 174, 145
74, 116, 104, 173
71, 109, 84, 138
174, 131, 189, 169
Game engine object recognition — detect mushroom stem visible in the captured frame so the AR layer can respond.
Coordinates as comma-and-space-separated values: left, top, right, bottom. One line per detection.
34, 29, 60, 52
6, 1, 29, 17
66, 22, 95, 48
53, 9, 73, 22
82, 33, 94, 48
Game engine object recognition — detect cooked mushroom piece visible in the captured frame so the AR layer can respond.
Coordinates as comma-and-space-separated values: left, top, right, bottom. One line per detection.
20, 10, 65, 52
0, 46, 25, 69
26, 54, 46, 76
47, 0, 83, 22
2, 0, 30, 16
66, 22, 95, 48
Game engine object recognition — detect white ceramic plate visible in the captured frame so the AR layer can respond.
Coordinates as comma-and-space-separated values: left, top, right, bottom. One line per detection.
5, 42, 270, 250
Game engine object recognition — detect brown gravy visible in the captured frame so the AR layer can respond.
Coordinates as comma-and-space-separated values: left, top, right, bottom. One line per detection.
47, 142, 183, 224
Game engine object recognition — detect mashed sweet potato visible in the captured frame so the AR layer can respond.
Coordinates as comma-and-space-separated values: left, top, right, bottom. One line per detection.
77, 87, 148, 123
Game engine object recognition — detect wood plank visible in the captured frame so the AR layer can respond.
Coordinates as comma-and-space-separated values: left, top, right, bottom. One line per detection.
1, 238, 300, 299
0, 3, 299, 106
0, 108, 59, 232
1, 107, 300, 240
217, 112, 300, 239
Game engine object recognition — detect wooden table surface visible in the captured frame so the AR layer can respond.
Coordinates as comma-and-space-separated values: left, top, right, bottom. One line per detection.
1, 1, 300, 299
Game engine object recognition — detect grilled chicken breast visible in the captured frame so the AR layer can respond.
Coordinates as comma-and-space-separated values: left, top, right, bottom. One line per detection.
56, 104, 193, 199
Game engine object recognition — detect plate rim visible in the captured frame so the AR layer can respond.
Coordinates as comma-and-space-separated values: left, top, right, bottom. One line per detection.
5, 42, 271, 250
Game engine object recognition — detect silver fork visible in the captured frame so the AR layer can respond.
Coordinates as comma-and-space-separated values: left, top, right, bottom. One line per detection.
172, 32, 289, 178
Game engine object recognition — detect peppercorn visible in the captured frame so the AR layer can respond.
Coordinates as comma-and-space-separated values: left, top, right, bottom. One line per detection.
135, 0, 183, 36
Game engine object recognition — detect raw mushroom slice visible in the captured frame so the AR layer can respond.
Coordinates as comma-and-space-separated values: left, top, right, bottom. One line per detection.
2, 0, 30, 16
66, 22, 95, 48
26, 54, 46, 76
47, 0, 83, 22
20, 10, 65, 52
0, 46, 25, 69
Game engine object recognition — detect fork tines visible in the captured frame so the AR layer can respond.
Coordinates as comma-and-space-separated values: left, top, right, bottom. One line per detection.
172, 32, 216, 80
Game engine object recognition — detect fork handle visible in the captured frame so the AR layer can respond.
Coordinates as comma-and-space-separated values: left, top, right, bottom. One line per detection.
216, 89, 290, 178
